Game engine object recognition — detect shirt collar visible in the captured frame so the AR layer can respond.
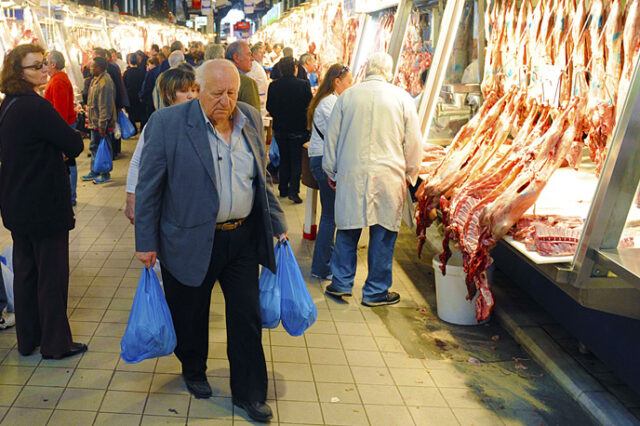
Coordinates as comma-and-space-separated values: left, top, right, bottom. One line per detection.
198, 99, 247, 136
363, 74, 386, 83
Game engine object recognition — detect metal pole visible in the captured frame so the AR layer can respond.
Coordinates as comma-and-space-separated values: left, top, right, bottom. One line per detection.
387, 0, 412, 75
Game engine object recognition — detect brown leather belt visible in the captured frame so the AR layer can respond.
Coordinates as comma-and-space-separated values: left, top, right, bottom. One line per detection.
215, 217, 246, 231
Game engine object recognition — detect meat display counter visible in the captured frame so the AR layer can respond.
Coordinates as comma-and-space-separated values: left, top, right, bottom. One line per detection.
413, 0, 640, 396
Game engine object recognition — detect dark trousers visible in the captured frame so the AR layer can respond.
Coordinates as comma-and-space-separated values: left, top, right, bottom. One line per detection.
277, 133, 306, 197
161, 219, 267, 402
11, 231, 73, 357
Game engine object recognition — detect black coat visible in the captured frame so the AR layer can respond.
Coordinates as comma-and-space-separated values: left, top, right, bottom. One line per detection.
266, 75, 313, 135
123, 66, 146, 122
107, 62, 129, 109
0, 93, 84, 236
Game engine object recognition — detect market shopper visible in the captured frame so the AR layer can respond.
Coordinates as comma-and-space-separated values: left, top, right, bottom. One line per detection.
307, 64, 353, 280
134, 59, 286, 422
0, 44, 86, 358
225, 41, 261, 111
123, 53, 147, 131
204, 43, 225, 60
95, 47, 128, 157
247, 42, 269, 117
140, 54, 161, 120
323, 52, 421, 306
44, 50, 79, 206
269, 43, 284, 67
185, 41, 204, 67
269, 46, 294, 80
297, 53, 317, 83
153, 50, 186, 110
83, 56, 116, 184
125, 65, 199, 224
266, 56, 313, 204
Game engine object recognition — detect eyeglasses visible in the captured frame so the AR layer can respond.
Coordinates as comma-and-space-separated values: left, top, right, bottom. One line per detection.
337, 65, 349, 78
22, 60, 48, 70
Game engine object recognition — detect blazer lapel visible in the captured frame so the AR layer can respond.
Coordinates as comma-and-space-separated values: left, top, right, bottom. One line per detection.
186, 100, 217, 188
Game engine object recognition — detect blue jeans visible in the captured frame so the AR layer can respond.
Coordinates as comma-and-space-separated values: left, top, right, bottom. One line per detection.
330, 225, 398, 303
309, 156, 335, 278
89, 129, 112, 177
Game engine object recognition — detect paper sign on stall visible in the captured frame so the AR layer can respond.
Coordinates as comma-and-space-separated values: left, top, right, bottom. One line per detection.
539, 64, 563, 108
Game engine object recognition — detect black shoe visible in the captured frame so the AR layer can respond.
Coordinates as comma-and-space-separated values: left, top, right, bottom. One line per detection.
279, 192, 287, 198
289, 194, 303, 204
324, 284, 352, 298
42, 342, 88, 359
233, 399, 273, 423
361, 292, 401, 307
184, 378, 212, 399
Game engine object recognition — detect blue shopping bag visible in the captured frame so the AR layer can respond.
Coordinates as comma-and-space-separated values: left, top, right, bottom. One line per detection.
120, 267, 177, 363
118, 110, 137, 139
259, 252, 281, 329
278, 240, 317, 336
93, 137, 112, 173
268, 136, 280, 168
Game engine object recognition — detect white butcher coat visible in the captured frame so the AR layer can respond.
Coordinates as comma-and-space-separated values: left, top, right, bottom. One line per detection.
323, 75, 422, 232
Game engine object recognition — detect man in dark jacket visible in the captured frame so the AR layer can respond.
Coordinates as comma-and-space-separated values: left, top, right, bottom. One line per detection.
266, 57, 312, 203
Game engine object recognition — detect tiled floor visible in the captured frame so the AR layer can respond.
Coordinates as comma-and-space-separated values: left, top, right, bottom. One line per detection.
0, 135, 597, 425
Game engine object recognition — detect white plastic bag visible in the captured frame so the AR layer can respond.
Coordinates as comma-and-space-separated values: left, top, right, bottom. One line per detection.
114, 122, 122, 140
1, 263, 14, 312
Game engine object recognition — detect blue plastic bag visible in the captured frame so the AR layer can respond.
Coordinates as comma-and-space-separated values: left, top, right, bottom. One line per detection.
118, 110, 136, 139
279, 241, 317, 336
120, 267, 177, 363
268, 136, 280, 168
93, 137, 112, 173
259, 251, 281, 328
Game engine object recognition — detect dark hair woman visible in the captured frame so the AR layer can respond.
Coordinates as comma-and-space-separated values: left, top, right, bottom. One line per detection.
0, 44, 86, 359
305, 64, 353, 280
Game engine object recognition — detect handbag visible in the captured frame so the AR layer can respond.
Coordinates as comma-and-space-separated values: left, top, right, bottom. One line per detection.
278, 240, 317, 336
120, 267, 177, 363
93, 137, 112, 173
118, 110, 137, 139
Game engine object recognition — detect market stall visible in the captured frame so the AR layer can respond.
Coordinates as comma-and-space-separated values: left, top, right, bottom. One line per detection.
413, 0, 640, 396
252, 1, 361, 76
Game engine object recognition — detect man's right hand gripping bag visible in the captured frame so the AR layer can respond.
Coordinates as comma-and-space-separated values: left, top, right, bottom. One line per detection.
121, 267, 177, 363
279, 240, 317, 336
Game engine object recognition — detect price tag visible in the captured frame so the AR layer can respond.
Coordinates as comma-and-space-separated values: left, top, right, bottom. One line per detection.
539, 64, 563, 108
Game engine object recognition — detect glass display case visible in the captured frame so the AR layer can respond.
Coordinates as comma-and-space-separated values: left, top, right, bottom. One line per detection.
351, 5, 399, 82
415, 0, 640, 320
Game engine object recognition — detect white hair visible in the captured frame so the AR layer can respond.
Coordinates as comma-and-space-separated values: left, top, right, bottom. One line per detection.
168, 51, 185, 67
365, 52, 393, 81
195, 59, 241, 92
47, 50, 65, 70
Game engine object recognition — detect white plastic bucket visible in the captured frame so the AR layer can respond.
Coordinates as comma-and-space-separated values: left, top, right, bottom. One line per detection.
433, 251, 485, 325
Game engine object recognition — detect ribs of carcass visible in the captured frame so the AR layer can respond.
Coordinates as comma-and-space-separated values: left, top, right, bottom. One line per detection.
616, 0, 640, 119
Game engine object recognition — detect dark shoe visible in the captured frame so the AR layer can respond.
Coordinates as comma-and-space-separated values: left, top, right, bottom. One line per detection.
361, 292, 401, 307
184, 378, 212, 399
324, 284, 352, 298
289, 194, 303, 204
42, 342, 88, 359
81, 172, 98, 181
279, 192, 287, 198
233, 399, 273, 422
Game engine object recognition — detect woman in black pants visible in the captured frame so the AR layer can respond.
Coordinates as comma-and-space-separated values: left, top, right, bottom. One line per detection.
0, 44, 86, 359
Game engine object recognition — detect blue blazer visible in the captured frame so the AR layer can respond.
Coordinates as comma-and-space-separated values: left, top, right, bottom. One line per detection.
134, 100, 287, 287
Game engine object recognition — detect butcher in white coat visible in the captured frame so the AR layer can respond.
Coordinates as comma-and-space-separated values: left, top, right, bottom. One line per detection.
322, 52, 422, 306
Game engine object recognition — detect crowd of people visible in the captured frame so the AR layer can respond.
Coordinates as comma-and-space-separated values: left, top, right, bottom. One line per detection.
0, 37, 421, 423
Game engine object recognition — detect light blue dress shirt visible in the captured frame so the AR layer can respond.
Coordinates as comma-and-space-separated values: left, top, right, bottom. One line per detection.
200, 102, 257, 223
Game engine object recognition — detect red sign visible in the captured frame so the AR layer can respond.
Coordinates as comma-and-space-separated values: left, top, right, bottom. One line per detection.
234, 20, 250, 30
192, 0, 201, 9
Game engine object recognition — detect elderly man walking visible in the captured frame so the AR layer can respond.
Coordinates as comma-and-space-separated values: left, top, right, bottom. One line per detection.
225, 41, 261, 111
135, 59, 286, 422
323, 52, 421, 306
44, 50, 78, 205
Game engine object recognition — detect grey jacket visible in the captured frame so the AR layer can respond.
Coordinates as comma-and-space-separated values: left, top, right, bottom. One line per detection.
134, 100, 287, 287
87, 71, 116, 131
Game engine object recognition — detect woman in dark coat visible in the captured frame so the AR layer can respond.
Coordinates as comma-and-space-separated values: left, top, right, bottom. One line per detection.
123, 53, 147, 131
0, 44, 86, 359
